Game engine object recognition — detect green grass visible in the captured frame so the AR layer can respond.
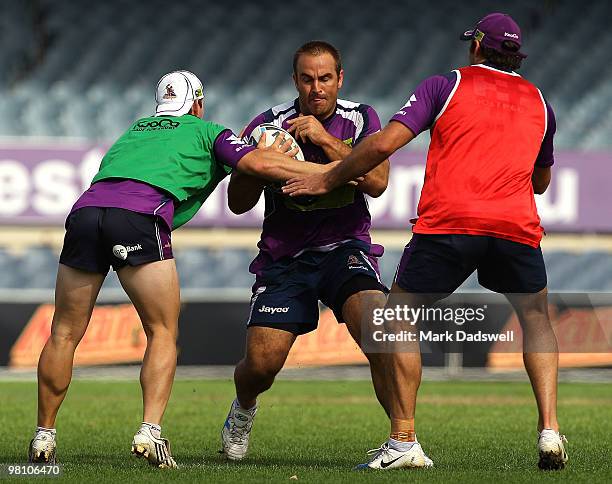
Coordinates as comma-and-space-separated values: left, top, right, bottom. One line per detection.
1, 379, 611, 483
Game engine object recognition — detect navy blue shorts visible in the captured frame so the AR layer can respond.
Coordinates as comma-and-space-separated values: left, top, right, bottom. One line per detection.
59, 207, 173, 274
395, 234, 547, 294
247, 241, 387, 335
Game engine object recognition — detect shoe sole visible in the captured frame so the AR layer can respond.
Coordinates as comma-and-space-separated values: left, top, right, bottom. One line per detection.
131, 443, 151, 460
132, 443, 177, 468
221, 448, 247, 461
538, 450, 567, 470
29, 450, 56, 464
28, 440, 56, 465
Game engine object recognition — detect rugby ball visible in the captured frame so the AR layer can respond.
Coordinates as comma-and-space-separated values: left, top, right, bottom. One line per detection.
248, 123, 305, 161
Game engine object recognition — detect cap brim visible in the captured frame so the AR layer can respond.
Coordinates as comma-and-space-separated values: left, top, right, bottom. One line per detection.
155, 100, 192, 117
460, 29, 475, 40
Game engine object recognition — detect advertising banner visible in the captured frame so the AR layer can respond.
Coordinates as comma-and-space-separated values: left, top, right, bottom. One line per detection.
1, 294, 611, 369
0, 141, 609, 232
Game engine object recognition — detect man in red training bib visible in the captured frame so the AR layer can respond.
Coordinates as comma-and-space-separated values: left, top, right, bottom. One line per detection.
283, 13, 567, 471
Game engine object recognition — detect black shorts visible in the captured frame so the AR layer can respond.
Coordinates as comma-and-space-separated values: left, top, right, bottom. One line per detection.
59, 207, 173, 274
247, 241, 388, 335
395, 234, 547, 294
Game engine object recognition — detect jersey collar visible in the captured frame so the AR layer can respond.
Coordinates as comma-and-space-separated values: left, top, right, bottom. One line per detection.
473, 63, 521, 77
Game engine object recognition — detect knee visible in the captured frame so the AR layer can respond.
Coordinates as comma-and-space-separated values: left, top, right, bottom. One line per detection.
142, 321, 178, 341
49, 327, 82, 347
516, 306, 550, 328
242, 357, 283, 384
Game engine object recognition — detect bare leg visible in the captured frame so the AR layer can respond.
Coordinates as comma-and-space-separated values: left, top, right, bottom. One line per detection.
506, 288, 559, 432
37, 264, 105, 428
234, 326, 296, 409
384, 284, 426, 440
342, 290, 390, 416
118, 259, 180, 425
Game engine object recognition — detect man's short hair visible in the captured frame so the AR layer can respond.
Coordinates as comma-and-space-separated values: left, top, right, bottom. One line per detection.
474, 40, 524, 71
293, 41, 342, 76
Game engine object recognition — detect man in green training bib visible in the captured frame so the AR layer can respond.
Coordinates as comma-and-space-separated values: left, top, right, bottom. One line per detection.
28, 70, 330, 469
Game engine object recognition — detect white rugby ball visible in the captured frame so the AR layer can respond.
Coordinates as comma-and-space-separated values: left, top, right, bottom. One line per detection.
248, 123, 305, 161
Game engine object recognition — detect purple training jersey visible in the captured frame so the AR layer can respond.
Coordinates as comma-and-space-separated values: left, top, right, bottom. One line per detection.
70, 129, 255, 228
390, 63, 556, 167
242, 99, 383, 275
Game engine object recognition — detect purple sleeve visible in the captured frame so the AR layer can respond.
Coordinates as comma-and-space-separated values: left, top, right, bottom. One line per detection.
213, 129, 257, 170
242, 113, 267, 139
390, 72, 457, 136
355, 105, 382, 145
535, 100, 556, 168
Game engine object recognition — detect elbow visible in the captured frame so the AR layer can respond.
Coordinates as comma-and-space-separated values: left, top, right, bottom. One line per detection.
227, 188, 257, 215
372, 135, 395, 159
532, 178, 551, 195
366, 182, 387, 198
533, 184, 548, 195
228, 200, 249, 215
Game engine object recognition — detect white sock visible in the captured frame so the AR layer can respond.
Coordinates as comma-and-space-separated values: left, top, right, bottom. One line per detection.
35, 426, 56, 438
388, 438, 416, 452
141, 422, 161, 439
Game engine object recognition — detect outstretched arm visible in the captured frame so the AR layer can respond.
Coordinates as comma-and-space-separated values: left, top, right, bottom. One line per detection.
283, 121, 414, 197
286, 114, 390, 197
234, 132, 329, 181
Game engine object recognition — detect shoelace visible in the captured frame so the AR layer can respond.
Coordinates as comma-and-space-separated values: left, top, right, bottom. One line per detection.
366, 442, 392, 461
229, 417, 252, 444
34, 432, 55, 443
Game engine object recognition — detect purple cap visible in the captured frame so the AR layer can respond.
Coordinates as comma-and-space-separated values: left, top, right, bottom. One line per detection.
460, 12, 527, 58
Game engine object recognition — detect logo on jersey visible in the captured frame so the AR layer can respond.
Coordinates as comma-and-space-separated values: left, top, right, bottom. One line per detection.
504, 32, 519, 39
227, 134, 251, 152
258, 305, 290, 315
112, 244, 142, 260
403, 94, 418, 108
133, 119, 180, 131
342, 137, 353, 146
348, 254, 366, 270
396, 94, 418, 116
163, 84, 177, 100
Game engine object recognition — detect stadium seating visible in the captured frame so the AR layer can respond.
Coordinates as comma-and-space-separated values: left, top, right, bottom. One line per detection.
1, 0, 612, 148
0, 246, 610, 291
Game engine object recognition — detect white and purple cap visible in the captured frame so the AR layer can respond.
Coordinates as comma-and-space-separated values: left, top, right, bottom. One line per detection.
155, 70, 204, 117
460, 12, 527, 58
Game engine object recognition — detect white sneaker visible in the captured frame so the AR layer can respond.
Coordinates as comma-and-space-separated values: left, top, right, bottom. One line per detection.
131, 426, 177, 468
221, 399, 257, 461
538, 429, 568, 470
355, 440, 434, 470
28, 430, 56, 464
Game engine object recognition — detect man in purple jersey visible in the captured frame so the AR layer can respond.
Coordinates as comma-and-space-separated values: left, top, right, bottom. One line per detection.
219, 40, 396, 463
28, 70, 334, 469
284, 14, 565, 471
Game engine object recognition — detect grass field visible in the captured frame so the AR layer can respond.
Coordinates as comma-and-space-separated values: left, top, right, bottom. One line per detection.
1, 379, 611, 483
